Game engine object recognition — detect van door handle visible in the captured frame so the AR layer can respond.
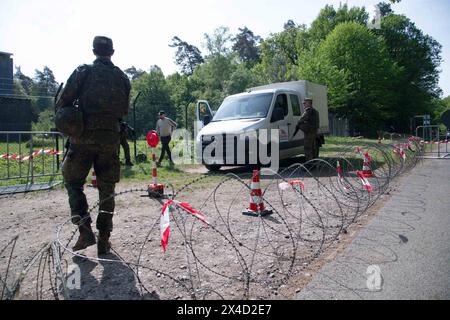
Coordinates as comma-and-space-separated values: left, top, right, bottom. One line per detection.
287, 123, 292, 125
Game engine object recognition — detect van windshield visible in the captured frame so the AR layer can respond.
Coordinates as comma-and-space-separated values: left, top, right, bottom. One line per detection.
212, 93, 274, 121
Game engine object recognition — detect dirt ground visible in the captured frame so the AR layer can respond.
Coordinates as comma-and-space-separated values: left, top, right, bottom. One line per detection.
0, 165, 403, 300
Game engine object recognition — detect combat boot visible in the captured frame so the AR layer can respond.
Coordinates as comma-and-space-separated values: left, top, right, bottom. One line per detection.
125, 160, 134, 166
97, 231, 111, 255
72, 224, 96, 251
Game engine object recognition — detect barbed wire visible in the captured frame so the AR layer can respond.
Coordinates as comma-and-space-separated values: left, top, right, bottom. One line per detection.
0, 137, 424, 300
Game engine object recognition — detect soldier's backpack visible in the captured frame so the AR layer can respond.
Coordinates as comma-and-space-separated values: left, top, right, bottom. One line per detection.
55, 67, 90, 138
55, 105, 84, 138
81, 63, 129, 120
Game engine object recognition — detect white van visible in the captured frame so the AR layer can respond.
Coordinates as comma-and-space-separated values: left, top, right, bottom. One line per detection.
195, 81, 329, 171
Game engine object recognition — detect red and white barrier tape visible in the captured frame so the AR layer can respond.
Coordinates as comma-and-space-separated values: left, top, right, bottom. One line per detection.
0, 149, 64, 161
356, 171, 372, 193
336, 161, 351, 191
279, 180, 305, 192
161, 200, 209, 252
420, 140, 449, 144
392, 145, 406, 161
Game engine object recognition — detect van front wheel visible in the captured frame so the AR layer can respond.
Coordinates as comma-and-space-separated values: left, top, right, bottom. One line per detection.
205, 164, 222, 172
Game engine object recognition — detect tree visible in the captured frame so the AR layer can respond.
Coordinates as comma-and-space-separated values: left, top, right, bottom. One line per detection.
13, 79, 26, 96
124, 66, 146, 80
443, 96, 450, 109
377, 2, 394, 17
258, 37, 296, 83
297, 43, 350, 113
129, 69, 174, 136
232, 27, 262, 66
317, 22, 400, 136
149, 65, 163, 73
31, 108, 54, 131
170, 36, 204, 76
309, 4, 369, 42
32, 66, 59, 112
166, 72, 196, 129
284, 19, 296, 30
377, 14, 442, 131
430, 97, 449, 126
191, 55, 236, 108
191, 27, 236, 107
255, 20, 311, 83
33, 66, 58, 96
204, 26, 232, 58
14, 66, 34, 95
225, 64, 259, 95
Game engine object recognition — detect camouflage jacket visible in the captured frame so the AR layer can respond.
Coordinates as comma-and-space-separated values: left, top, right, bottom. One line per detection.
56, 57, 131, 144
296, 107, 320, 135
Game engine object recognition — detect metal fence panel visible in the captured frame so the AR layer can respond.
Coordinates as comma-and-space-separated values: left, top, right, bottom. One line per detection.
328, 113, 349, 137
415, 125, 449, 159
0, 131, 67, 194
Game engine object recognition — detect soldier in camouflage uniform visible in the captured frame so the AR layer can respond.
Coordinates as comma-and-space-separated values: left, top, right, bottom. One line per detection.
295, 98, 320, 162
56, 36, 131, 255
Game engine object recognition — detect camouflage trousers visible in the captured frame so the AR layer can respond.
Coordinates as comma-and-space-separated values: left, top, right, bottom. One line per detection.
119, 134, 131, 162
62, 143, 120, 232
304, 133, 317, 162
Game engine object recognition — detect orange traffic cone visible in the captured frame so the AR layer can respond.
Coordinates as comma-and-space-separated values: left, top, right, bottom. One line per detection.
242, 170, 273, 217
91, 170, 97, 188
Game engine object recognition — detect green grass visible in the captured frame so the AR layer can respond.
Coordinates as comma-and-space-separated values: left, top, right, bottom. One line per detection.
119, 139, 222, 188
320, 136, 379, 157
320, 136, 390, 169
0, 138, 65, 187
0, 138, 218, 188
1, 135, 397, 188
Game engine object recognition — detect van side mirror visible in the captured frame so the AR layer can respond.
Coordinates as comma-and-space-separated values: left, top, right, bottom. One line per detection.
203, 115, 211, 126
271, 107, 284, 122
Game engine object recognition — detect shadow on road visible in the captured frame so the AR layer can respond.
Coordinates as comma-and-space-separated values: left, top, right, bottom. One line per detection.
67, 252, 159, 300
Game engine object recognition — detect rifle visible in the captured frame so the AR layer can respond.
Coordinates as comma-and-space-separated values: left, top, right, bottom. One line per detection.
120, 121, 136, 140
53, 83, 65, 169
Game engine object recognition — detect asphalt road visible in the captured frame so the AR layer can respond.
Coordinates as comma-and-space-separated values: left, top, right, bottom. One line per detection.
297, 158, 450, 300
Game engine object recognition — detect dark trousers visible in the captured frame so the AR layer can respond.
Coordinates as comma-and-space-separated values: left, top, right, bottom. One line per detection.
304, 133, 317, 161
158, 136, 172, 162
119, 134, 131, 162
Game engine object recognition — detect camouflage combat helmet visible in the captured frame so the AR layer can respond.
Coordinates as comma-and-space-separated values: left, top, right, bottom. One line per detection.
55, 106, 84, 138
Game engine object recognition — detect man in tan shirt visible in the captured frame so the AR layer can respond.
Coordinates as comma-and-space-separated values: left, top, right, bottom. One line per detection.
156, 110, 177, 166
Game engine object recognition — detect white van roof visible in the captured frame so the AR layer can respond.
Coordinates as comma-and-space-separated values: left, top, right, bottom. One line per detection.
226, 88, 300, 99
226, 89, 275, 98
